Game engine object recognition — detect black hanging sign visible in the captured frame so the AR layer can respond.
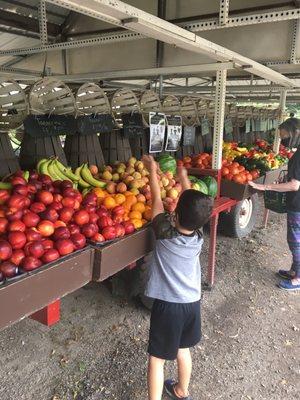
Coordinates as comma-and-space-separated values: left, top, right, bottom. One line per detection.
121, 113, 144, 138
183, 126, 196, 146
77, 114, 115, 135
24, 114, 77, 138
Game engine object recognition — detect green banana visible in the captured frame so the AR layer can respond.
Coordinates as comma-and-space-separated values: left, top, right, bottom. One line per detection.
0, 181, 12, 190
47, 160, 61, 181
23, 170, 29, 181
75, 165, 91, 189
55, 159, 80, 182
40, 159, 51, 176
37, 158, 48, 174
51, 160, 71, 181
82, 187, 92, 196
81, 164, 106, 189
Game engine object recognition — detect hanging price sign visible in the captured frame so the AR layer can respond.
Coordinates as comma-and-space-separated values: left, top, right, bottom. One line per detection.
165, 115, 182, 152
149, 112, 166, 153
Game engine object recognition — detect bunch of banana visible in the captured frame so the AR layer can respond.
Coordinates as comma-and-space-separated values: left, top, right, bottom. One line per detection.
37, 158, 80, 188
75, 163, 106, 189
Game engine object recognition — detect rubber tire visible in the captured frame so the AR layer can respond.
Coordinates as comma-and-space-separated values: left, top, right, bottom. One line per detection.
219, 193, 259, 238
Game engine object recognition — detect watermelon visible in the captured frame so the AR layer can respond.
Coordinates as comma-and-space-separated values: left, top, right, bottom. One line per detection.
157, 154, 177, 175
191, 180, 209, 195
200, 176, 218, 198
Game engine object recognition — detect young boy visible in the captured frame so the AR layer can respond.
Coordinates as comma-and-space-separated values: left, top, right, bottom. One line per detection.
142, 155, 213, 400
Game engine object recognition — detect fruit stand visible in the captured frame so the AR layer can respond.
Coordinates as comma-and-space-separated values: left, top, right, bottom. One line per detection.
0, 0, 297, 332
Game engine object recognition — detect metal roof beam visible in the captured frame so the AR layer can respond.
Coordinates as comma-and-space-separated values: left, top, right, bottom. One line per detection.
45, 0, 297, 87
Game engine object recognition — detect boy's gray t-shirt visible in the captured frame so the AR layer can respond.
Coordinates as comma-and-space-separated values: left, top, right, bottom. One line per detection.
145, 213, 203, 303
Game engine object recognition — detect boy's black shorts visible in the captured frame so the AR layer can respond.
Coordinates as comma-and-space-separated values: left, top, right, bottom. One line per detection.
148, 299, 201, 361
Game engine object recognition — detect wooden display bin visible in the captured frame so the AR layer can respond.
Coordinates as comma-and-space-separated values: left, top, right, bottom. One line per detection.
0, 247, 94, 331
92, 226, 155, 282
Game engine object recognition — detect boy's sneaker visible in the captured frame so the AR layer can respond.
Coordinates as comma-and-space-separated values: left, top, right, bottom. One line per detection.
164, 379, 192, 400
278, 279, 300, 291
277, 269, 295, 280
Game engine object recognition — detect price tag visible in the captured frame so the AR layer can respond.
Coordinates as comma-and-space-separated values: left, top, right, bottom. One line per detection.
201, 118, 210, 136
121, 113, 144, 138
24, 115, 76, 137
77, 114, 115, 135
165, 115, 182, 152
183, 126, 196, 146
149, 112, 166, 153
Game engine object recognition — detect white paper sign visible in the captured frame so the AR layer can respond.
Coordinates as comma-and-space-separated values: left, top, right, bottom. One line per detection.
165, 115, 182, 152
183, 126, 196, 146
149, 112, 166, 153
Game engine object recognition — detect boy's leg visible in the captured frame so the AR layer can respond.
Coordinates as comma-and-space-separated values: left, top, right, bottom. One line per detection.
148, 355, 165, 400
175, 348, 192, 397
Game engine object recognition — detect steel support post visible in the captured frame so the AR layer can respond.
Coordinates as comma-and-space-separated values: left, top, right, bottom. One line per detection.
219, 0, 230, 26
38, 0, 48, 45
273, 89, 287, 154
290, 19, 300, 64
212, 69, 227, 169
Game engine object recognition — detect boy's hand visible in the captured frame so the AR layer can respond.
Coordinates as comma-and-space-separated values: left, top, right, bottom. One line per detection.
177, 166, 188, 180
177, 166, 191, 191
142, 155, 158, 173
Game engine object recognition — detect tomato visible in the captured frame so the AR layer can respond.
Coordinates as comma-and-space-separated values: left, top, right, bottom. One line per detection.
230, 167, 240, 175
250, 170, 259, 180
233, 175, 244, 184
246, 174, 253, 182
226, 173, 233, 181
222, 167, 230, 176
232, 162, 240, 168
238, 165, 245, 172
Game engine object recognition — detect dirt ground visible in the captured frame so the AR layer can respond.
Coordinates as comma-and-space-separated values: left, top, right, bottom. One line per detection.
0, 209, 299, 400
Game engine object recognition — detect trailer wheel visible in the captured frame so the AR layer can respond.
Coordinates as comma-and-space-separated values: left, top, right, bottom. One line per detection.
220, 194, 259, 238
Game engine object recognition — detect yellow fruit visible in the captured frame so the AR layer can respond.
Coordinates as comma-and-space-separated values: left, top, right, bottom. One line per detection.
112, 173, 120, 182
129, 210, 142, 220
132, 171, 142, 180
132, 202, 146, 213
103, 196, 116, 209
130, 218, 143, 229
115, 194, 126, 204
102, 171, 113, 181
130, 188, 139, 196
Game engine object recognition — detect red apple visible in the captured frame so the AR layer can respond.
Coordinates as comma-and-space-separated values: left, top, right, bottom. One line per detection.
55, 239, 74, 256
73, 210, 90, 226
10, 176, 26, 186
70, 233, 86, 250
81, 223, 98, 238
84, 204, 96, 214
6, 209, 23, 222
123, 221, 135, 235
51, 201, 63, 211
30, 202, 46, 214
112, 205, 125, 216
53, 220, 66, 228
0, 189, 10, 205
91, 233, 105, 243
29, 179, 43, 191
37, 220, 55, 237
42, 239, 54, 250
38, 174, 52, 185
114, 223, 125, 238
53, 194, 63, 203
88, 213, 99, 224
61, 197, 75, 208
10, 249, 25, 266
0, 261, 18, 277
52, 180, 62, 189
74, 193, 83, 204
29, 170, 39, 180
21, 256, 42, 271
60, 180, 73, 190
8, 220, 26, 232
82, 192, 97, 206
68, 223, 80, 235
73, 200, 80, 210
13, 184, 28, 196
42, 249, 60, 263
8, 194, 26, 210
26, 228, 42, 242
59, 207, 74, 223
36, 190, 53, 205
98, 216, 113, 229
112, 215, 124, 224
24, 197, 31, 208
96, 207, 109, 218
27, 183, 38, 194
26, 241, 45, 258
102, 226, 116, 241
8, 231, 26, 249
62, 188, 77, 198
53, 227, 70, 241
40, 208, 59, 223
0, 217, 8, 233
22, 211, 40, 228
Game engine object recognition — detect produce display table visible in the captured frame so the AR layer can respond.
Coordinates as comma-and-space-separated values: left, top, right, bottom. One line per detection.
92, 226, 154, 281
0, 247, 94, 331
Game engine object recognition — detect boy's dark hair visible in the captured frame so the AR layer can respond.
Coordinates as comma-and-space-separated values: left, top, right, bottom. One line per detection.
175, 189, 213, 231
279, 118, 300, 148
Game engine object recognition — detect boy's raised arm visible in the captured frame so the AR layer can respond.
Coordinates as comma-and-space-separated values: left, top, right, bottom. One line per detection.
142, 155, 164, 220
177, 166, 191, 192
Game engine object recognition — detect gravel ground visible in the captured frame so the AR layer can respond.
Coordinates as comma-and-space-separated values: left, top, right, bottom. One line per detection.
0, 210, 299, 400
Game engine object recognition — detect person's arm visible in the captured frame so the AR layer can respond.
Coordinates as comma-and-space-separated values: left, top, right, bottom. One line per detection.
249, 179, 300, 192
142, 155, 164, 219
177, 166, 191, 192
